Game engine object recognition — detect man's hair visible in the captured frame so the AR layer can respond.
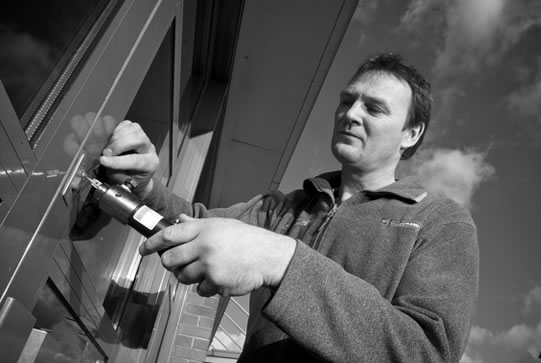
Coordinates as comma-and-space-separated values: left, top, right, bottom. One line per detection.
351, 52, 432, 160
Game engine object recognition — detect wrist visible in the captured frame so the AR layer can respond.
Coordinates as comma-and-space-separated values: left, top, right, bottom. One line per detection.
264, 235, 296, 288
138, 178, 154, 200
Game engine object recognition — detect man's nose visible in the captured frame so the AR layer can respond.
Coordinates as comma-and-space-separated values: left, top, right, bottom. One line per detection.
344, 102, 363, 126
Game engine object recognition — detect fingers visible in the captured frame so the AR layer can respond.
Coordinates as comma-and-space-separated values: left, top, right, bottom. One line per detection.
98, 121, 159, 177
139, 219, 200, 256
159, 241, 199, 271
174, 263, 220, 297
100, 152, 157, 172
178, 214, 196, 223
173, 261, 204, 285
104, 121, 154, 156
197, 279, 221, 297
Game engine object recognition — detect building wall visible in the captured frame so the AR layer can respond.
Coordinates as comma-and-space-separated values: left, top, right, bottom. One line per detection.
0, 1, 238, 361
0, 1, 357, 362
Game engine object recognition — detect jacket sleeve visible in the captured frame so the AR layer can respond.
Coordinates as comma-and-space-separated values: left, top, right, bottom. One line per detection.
262, 208, 479, 363
143, 177, 288, 226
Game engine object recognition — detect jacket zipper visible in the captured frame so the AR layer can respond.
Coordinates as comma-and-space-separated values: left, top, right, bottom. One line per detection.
311, 202, 339, 250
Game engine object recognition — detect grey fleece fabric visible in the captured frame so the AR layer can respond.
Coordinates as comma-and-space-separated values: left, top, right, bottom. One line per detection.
144, 172, 479, 363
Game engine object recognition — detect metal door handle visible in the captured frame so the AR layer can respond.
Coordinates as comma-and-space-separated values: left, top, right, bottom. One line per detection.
61, 152, 87, 204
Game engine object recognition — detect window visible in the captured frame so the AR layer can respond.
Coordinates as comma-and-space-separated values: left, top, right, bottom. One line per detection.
0, 0, 120, 144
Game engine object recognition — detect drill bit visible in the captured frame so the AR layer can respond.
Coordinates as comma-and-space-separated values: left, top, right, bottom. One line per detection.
82, 172, 103, 189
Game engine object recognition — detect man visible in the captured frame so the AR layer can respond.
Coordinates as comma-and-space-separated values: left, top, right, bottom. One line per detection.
99, 53, 479, 362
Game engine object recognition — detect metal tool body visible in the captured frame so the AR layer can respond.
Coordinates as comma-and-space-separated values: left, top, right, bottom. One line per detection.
84, 175, 173, 239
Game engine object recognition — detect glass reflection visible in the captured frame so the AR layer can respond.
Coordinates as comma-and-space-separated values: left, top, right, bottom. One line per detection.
24, 280, 105, 363
67, 23, 174, 328
0, 0, 109, 129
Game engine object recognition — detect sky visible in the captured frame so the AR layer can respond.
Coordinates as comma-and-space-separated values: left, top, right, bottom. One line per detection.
279, 1, 541, 362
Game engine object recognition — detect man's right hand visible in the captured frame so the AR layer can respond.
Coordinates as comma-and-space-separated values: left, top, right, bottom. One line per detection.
99, 120, 159, 199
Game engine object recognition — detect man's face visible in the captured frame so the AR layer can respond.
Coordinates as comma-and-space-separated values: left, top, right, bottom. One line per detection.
331, 72, 415, 174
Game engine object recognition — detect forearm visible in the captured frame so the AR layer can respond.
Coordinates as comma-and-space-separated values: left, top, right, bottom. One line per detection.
143, 179, 283, 226
142, 178, 196, 221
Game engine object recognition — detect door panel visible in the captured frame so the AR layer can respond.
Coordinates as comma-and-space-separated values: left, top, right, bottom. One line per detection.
0, 0, 179, 361
22, 279, 106, 363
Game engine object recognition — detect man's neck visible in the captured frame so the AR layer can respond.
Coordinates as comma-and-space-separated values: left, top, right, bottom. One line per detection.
338, 168, 396, 203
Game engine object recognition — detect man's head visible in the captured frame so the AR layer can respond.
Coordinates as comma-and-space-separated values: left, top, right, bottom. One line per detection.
331, 53, 432, 178
349, 53, 432, 160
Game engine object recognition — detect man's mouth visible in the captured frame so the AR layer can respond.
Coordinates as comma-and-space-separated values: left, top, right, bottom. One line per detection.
339, 130, 359, 138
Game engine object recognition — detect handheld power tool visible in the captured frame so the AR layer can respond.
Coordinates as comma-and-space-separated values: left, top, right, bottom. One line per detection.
83, 174, 174, 240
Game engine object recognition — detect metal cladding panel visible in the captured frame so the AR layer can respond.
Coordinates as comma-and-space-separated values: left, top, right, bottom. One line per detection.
217, 141, 281, 207
229, 0, 344, 153
209, 0, 357, 207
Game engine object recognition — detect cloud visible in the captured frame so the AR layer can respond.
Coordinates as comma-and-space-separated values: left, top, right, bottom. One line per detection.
508, 62, 541, 122
462, 323, 541, 362
400, 0, 541, 78
402, 0, 446, 24
460, 326, 490, 363
434, 0, 504, 75
406, 148, 495, 209
470, 326, 493, 345
351, 0, 381, 25
0, 26, 53, 106
460, 354, 484, 363
524, 286, 541, 315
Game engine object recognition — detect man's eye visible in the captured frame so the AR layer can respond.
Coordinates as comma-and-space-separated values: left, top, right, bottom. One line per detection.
340, 98, 353, 106
366, 105, 381, 114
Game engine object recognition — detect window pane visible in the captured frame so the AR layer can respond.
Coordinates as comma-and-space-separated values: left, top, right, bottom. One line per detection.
0, 0, 110, 130
20, 280, 106, 363
69, 22, 174, 328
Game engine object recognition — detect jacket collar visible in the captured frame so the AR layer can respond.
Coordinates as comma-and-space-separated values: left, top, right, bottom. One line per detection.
303, 171, 427, 204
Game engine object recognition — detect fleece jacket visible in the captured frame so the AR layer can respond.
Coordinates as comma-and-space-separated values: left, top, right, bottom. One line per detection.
144, 171, 479, 363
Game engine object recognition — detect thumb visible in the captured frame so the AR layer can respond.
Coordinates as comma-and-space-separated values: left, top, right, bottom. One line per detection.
178, 214, 196, 223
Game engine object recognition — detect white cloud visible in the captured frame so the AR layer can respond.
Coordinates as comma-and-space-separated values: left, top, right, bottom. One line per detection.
351, 0, 381, 25
433, 0, 504, 75
461, 325, 491, 363
0, 26, 53, 104
407, 148, 495, 209
495, 322, 541, 357
400, 0, 541, 78
470, 326, 493, 345
460, 353, 484, 363
524, 286, 541, 315
508, 64, 541, 121
462, 322, 541, 362
460, 326, 488, 362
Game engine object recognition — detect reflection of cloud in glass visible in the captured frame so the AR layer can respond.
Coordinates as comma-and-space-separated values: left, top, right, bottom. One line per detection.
0, 26, 53, 110
32, 281, 104, 362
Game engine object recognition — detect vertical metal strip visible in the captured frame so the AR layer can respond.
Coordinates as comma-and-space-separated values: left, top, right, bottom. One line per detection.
25, 0, 123, 144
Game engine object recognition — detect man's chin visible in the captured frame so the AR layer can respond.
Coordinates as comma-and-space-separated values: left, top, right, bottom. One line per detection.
332, 143, 362, 161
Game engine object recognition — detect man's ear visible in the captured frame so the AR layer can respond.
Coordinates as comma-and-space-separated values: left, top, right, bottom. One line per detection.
401, 122, 425, 150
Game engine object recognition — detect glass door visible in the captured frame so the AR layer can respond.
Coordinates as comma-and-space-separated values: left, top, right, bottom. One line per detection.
0, 0, 116, 143
0, 0, 180, 361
